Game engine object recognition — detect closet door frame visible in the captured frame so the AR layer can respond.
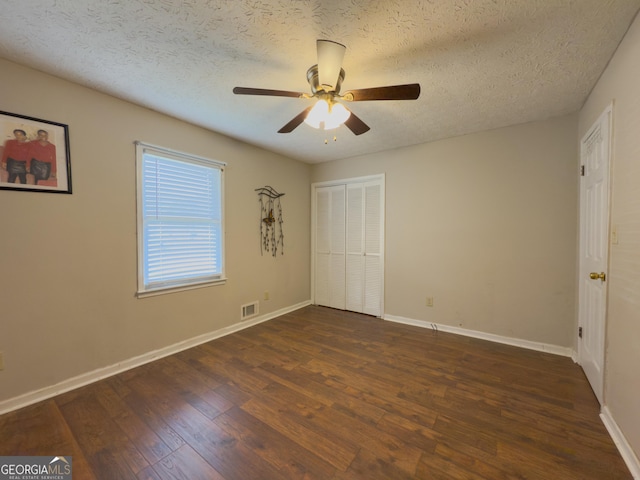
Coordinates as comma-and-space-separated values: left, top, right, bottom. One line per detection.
311, 174, 385, 316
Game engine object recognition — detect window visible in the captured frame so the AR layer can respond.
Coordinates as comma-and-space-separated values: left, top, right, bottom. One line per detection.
136, 142, 225, 296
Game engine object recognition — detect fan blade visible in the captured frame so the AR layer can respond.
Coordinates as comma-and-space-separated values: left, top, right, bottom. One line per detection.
317, 40, 346, 90
343, 110, 370, 136
278, 106, 313, 133
343, 83, 421, 101
233, 87, 305, 98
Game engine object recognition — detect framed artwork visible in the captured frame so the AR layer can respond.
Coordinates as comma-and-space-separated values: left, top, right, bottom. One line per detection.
0, 110, 72, 194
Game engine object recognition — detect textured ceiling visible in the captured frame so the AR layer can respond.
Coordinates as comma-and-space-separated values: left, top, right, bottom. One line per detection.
1, 1, 639, 164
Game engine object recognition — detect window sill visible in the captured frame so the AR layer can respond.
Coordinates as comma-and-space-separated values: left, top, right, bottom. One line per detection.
137, 278, 227, 299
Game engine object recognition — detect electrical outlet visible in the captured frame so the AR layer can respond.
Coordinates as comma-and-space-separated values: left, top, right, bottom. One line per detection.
264, 291, 270, 301
426, 297, 434, 307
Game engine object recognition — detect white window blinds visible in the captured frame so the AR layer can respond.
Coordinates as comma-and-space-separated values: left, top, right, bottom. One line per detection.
136, 142, 225, 295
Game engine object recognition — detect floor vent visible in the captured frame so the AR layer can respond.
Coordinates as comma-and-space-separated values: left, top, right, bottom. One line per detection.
241, 301, 259, 320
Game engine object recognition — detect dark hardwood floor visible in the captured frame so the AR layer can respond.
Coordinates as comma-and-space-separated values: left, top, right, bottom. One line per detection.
0, 306, 632, 479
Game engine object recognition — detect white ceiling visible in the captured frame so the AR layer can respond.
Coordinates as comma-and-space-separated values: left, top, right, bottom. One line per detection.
1, 1, 639, 164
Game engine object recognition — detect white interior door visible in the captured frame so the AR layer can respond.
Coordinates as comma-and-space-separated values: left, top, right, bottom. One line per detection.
578, 105, 612, 405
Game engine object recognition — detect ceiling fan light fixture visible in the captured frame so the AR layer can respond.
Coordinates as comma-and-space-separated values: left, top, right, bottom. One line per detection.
304, 99, 351, 130
324, 102, 351, 130
304, 99, 330, 128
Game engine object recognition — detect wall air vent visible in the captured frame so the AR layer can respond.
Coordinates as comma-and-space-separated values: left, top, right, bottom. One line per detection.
241, 301, 259, 320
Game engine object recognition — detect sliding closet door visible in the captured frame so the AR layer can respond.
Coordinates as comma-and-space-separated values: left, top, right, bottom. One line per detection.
314, 185, 346, 310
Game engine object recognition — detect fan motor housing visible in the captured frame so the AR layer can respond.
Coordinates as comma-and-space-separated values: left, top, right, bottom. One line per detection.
307, 64, 345, 94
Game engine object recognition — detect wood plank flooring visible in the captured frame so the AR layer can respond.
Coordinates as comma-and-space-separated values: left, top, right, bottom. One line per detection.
0, 306, 632, 479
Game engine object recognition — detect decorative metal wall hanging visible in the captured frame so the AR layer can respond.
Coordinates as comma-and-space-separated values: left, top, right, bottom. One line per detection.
255, 186, 284, 256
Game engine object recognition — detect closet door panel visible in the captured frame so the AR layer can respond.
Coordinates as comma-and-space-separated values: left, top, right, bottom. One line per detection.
346, 184, 364, 312
363, 182, 382, 316
364, 255, 381, 316
315, 252, 330, 307
314, 185, 346, 310
330, 187, 346, 254
330, 253, 346, 309
329, 186, 346, 309
365, 183, 381, 255
316, 189, 330, 253
314, 188, 330, 307
346, 254, 364, 312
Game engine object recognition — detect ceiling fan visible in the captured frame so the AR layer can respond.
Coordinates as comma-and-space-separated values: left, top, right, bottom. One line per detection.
233, 40, 421, 136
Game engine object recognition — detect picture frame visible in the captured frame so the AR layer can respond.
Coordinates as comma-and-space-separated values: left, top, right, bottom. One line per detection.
0, 110, 72, 194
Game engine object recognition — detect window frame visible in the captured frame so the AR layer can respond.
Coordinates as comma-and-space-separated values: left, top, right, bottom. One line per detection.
135, 141, 226, 298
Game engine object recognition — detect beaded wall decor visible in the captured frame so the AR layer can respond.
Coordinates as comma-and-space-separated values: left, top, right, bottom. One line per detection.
255, 186, 284, 256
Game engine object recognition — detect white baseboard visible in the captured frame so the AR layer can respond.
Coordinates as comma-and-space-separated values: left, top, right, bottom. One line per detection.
0, 300, 311, 416
571, 350, 578, 363
601, 406, 640, 479
383, 313, 575, 358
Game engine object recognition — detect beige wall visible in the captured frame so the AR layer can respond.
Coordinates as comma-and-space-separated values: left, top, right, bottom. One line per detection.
579, 13, 640, 460
0, 58, 311, 403
312, 114, 579, 348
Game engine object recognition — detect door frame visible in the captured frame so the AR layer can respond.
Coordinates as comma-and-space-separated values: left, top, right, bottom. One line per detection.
311, 174, 385, 315
577, 103, 613, 405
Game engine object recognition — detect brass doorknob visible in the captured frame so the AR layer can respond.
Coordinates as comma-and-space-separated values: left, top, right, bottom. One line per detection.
590, 272, 606, 281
